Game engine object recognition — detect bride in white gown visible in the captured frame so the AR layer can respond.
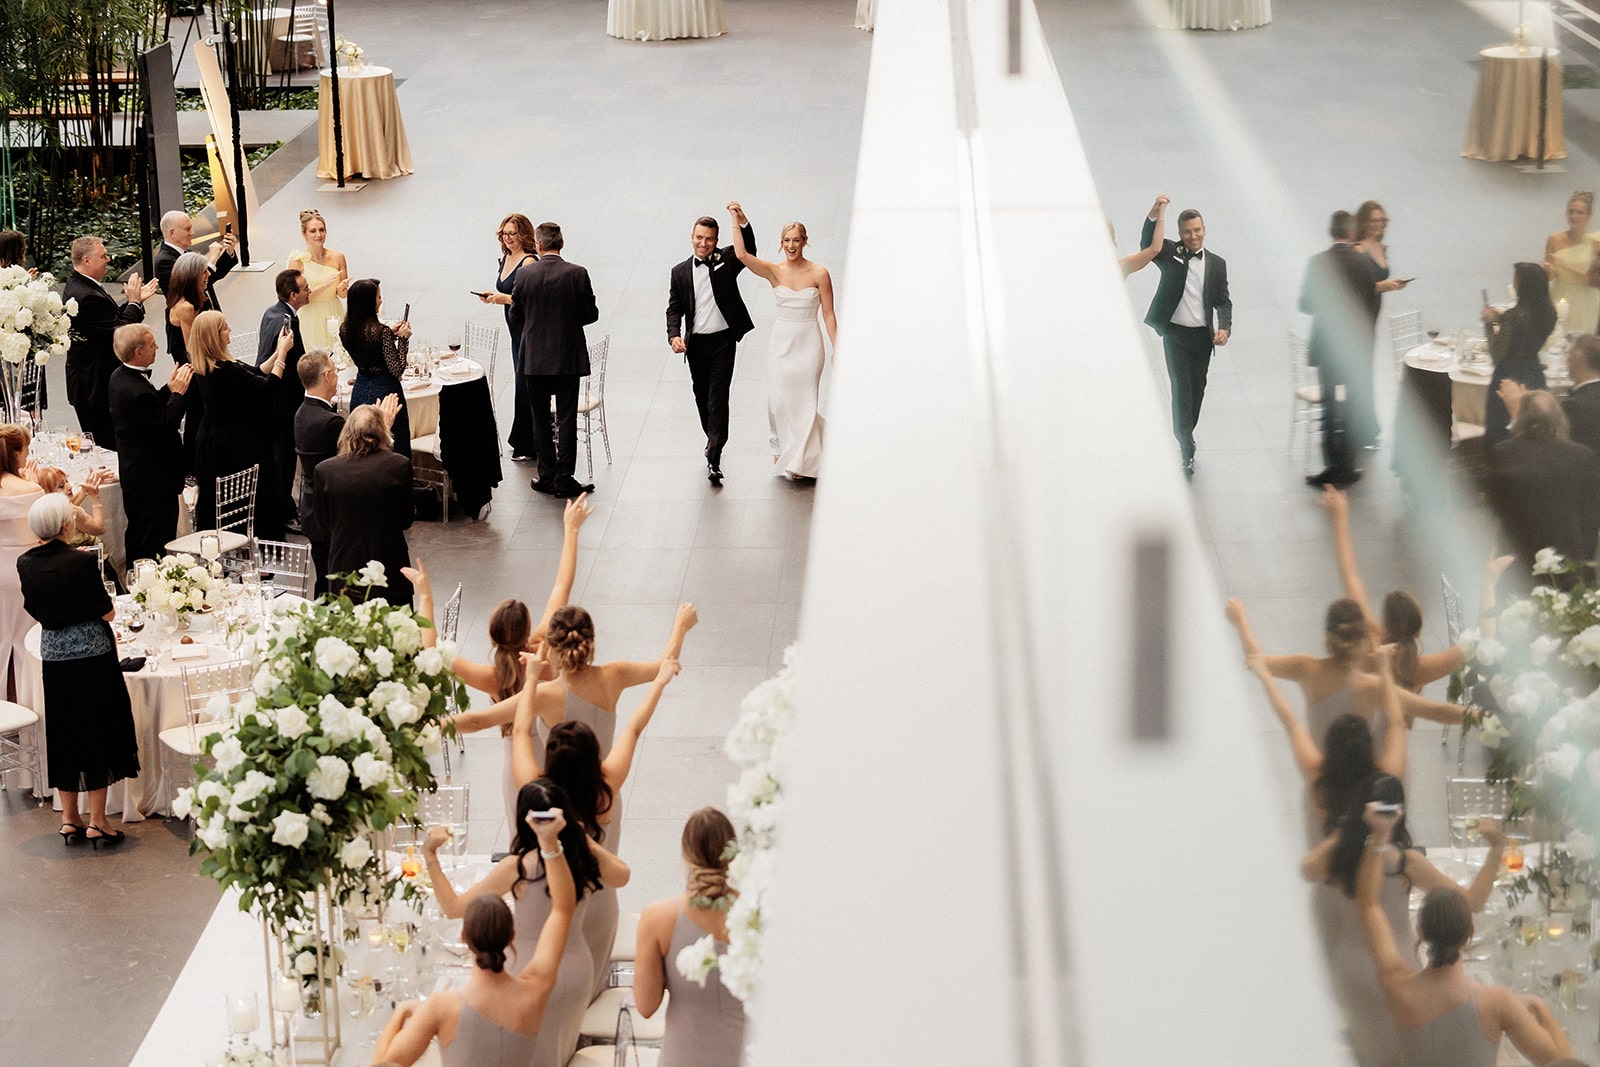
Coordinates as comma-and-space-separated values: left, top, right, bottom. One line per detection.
728, 201, 837, 481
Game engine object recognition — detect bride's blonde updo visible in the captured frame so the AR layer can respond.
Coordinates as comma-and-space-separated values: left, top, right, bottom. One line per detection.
780, 221, 808, 246
546, 605, 596, 673
683, 807, 737, 908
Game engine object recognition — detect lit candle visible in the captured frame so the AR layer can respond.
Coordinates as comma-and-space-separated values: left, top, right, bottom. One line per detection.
138, 561, 157, 587
225, 988, 258, 1034
200, 533, 220, 562
271, 974, 300, 1014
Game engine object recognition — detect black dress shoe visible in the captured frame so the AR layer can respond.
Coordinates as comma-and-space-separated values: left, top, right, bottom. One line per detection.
530, 478, 558, 495
707, 464, 723, 487
283, 520, 303, 536
1306, 468, 1362, 489
1182, 459, 1195, 480
553, 478, 594, 499
511, 453, 535, 462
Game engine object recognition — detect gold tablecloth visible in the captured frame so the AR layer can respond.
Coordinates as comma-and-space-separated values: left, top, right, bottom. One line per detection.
317, 65, 414, 181
607, 0, 726, 41
1462, 45, 1565, 163
1166, 0, 1271, 30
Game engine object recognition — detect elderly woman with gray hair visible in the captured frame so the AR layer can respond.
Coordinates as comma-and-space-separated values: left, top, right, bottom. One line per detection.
15, 493, 138, 848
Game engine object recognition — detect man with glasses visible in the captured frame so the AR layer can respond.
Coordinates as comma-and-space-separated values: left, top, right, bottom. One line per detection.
257, 269, 312, 536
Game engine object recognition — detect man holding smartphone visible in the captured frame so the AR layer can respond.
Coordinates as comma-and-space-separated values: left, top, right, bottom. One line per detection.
258, 269, 311, 533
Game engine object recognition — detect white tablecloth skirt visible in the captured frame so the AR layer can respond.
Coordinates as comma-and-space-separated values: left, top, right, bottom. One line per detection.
607, 0, 726, 41
1167, 0, 1271, 30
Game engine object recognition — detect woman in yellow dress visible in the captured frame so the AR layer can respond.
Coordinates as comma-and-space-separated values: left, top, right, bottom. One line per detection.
286, 209, 349, 349
1543, 190, 1600, 336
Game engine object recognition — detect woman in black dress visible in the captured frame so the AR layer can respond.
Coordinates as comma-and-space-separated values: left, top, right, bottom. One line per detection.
1481, 262, 1558, 451
479, 213, 539, 460
312, 404, 415, 603
340, 279, 413, 458
16, 493, 138, 847
190, 310, 289, 533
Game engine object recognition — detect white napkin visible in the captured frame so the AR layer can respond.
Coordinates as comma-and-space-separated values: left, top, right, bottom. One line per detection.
169, 643, 210, 662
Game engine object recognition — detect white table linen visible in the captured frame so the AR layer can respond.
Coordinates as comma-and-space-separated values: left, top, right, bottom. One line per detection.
1404, 340, 1493, 428
607, 0, 726, 41
1166, 0, 1271, 30
336, 356, 485, 438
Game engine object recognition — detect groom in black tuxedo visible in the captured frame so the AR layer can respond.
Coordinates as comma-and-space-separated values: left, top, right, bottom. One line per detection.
667, 213, 756, 486
1141, 205, 1232, 479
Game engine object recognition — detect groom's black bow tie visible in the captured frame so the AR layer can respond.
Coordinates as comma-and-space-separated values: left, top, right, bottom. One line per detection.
1181, 249, 1204, 262
694, 258, 713, 269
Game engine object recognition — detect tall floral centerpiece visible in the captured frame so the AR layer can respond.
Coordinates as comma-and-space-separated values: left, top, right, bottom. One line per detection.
676, 645, 797, 1008
175, 564, 462, 1063
1454, 550, 1599, 915
0, 264, 73, 421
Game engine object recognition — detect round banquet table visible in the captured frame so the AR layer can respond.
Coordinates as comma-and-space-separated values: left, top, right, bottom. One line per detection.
1462, 45, 1565, 163
1166, 0, 1270, 30
26, 435, 129, 576
16, 621, 237, 822
317, 65, 415, 180
607, 0, 726, 41
336, 356, 487, 438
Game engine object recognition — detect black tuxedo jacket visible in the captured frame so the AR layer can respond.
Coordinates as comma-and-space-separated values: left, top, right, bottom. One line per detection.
257, 299, 307, 415
312, 450, 414, 600
154, 241, 237, 310
1489, 434, 1600, 569
108, 364, 185, 496
1564, 381, 1600, 457
1141, 216, 1232, 337
294, 396, 345, 535
512, 254, 599, 377
666, 224, 756, 344
1298, 242, 1380, 373
64, 270, 145, 415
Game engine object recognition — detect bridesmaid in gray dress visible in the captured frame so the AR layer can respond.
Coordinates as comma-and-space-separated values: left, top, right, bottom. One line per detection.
634, 808, 749, 1067
377, 812, 576, 1067
1358, 804, 1573, 1067
419, 782, 630, 1067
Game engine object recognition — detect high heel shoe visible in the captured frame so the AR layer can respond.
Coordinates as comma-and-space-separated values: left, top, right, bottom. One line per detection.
59, 824, 85, 845
84, 826, 126, 850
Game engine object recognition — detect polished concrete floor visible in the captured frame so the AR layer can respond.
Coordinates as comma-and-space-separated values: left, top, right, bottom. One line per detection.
3, 0, 1588, 1062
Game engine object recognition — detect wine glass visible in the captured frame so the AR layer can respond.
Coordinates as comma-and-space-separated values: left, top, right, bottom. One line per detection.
447, 332, 462, 356
64, 432, 81, 457
80, 431, 94, 454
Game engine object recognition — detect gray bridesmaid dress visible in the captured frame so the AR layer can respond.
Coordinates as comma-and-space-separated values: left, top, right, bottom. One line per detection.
660, 908, 748, 1067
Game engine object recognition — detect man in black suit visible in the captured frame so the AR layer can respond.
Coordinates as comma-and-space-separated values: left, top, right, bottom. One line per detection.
258, 269, 311, 533
1141, 204, 1232, 479
1300, 211, 1381, 489
1488, 389, 1600, 585
667, 212, 756, 486
108, 323, 192, 564
153, 210, 237, 310
514, 222, 599, 499
1561, 334, 1600, 454
64, 236, 158, 447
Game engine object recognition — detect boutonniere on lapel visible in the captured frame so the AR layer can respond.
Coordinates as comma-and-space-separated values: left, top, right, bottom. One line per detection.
709, 251, 723, 268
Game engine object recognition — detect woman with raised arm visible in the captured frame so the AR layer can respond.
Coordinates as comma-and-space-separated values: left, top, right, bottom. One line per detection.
1357, 802, 1571, 1066
1544, 190, 1600, 336
1225, 597, 1472, 747
1481, 262, 1558, 451
634, 807, 749, 1067
728, 200, 833, 481
1303, 775, 1508, 1067
376, 812, 575, 1067
421, 780, 629, 1067
408, 495, 592, 833
1119, 195, 1168, 277
286, 209, 349, 350
512, 653, 680, 997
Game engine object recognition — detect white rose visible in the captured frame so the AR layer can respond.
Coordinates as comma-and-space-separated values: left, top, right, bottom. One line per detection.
351, 752, 391, 790
1537, 743, 1582, 782
271, 810, 311, 848
305, 755, 350, 801
172, 787, 195, 819
367, 681, 406, 712
252, 665, 277, 698
196, 778, 232, 806
384, 613, 422, 655
362, 723, 392, 761
275, 704, 310, 740
383, 696, 420, 728
64, 297, 78, 316
1475, 636, 1505, 667
310, 802, 333, 826
365, 646, 394, 678
1529, 635, 1561, 667
1568, 829, 1598, 863
418, 722, 443, 757
416, 647, 444, 675
314, 636, 360, 677
196, 813, 230, 850
1479, 713, 1509, 750
205, 692, 233, 723
1533, 548, 1566, 575
1569, 625, 1600, 668
13, 307, 32, 329
674, 933, 720, 987
339, 836, 373, 870
231, 769, 276, 806
295, 950, 317, 976
211, 735, 246, 775
356, 560, 387, 587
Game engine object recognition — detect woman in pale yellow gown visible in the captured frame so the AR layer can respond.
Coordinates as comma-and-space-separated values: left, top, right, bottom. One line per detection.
286, 209, 349, 350
1543, 190, 1600, 336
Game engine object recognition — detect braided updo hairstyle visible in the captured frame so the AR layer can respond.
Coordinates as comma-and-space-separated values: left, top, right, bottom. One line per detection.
463, 895, 513, 973
683, 807, 737, 908
1417, 886, 1473, 968
545, 606, 596, 674
1324, 599, 1370, 666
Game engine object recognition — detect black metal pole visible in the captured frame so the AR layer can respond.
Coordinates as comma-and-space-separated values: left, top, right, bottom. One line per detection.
327, 0, 346, 186
222, 22, 251, 265
1536, 46, 1549, 169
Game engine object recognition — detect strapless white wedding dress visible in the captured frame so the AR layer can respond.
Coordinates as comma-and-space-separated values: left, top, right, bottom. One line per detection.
767, 286, 825, 479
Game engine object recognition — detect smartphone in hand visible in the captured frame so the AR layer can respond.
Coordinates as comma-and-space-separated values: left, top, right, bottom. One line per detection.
401, 302, 411, 322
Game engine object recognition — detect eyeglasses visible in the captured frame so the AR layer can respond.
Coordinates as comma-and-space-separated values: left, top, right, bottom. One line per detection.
498, 230, 517, 238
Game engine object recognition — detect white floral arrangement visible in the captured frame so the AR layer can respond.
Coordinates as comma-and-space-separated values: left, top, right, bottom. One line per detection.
129, 553, 227, 615
1453, 549, 1599, 910
211, 1041, 274, 1067
286, 921, 346, 992
175, 562, 463, 933
334, 34, 363, 64
682, 643, 797, 1005
0, 263, 73, 367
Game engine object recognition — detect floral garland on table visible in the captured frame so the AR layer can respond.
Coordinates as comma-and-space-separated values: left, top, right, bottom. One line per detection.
1453, 549, 1599, 912
675, 644, 797, 1004
0, 264, 73, 415
175, 563, 463, 934
129, 553, 227, 615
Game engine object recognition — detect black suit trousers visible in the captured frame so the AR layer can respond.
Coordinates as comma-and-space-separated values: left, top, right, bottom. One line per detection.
686, 330, 737, 466
1316, 363, 1354, 476
1161, 324, 1214, 462
123, 485, 180, 565
525, 373, 579, 483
